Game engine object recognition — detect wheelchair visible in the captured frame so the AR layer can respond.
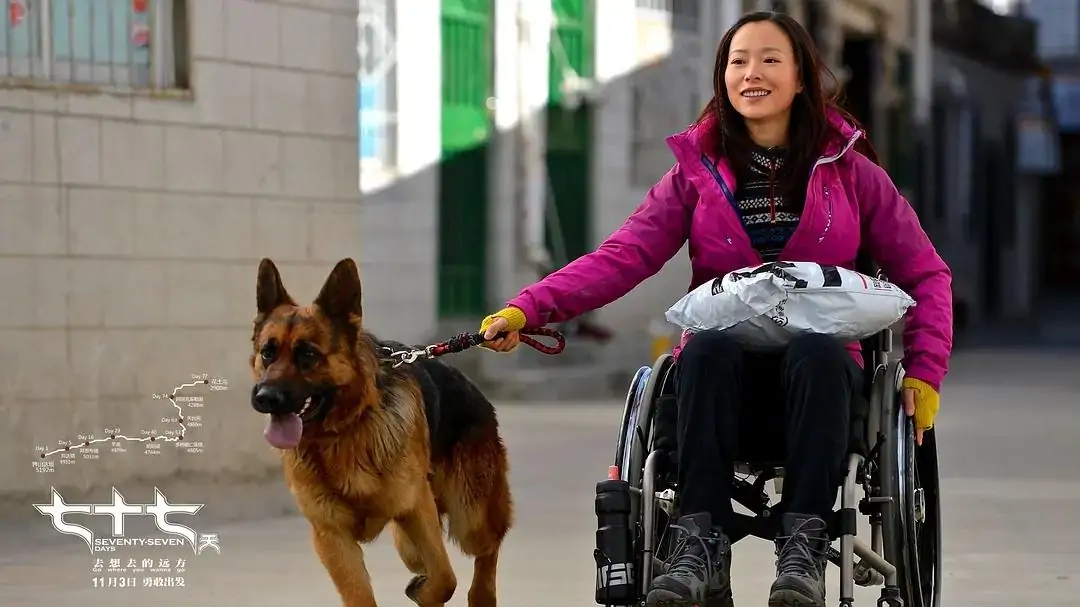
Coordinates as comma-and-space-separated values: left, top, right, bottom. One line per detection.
593, 265, 943, 607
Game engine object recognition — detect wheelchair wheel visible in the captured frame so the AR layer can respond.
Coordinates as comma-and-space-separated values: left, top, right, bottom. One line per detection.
611, 354, 674, 604
878, 360, 943, 607
615, 354, 674, 516
615, 365, 651, 482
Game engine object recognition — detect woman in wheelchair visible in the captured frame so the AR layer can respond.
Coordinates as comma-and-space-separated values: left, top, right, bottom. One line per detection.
478, 10, 952, 607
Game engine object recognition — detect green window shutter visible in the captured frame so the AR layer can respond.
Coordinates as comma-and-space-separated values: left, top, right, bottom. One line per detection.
438, 0, 494, 318
545, 0, 594, 266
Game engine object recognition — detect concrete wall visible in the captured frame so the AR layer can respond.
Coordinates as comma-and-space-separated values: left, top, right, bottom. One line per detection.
0, 0, 359, 499
356, 0, 442, 342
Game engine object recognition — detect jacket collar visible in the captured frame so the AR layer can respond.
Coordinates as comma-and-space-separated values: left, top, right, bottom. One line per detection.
823, 107, 862, 157
668, 106, 864, 167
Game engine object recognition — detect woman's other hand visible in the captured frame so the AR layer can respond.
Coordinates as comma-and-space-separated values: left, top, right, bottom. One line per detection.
902, 377, 941, 446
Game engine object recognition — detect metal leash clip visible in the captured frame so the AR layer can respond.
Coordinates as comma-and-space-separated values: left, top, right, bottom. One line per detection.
378, 346, 429, 368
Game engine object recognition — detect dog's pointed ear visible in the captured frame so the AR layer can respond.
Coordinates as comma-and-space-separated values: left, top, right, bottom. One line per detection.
314, 258, 363, 323
256, 258, 295, 315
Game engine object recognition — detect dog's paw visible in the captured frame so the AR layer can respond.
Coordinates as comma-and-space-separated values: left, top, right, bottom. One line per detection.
405, 574, 427, 604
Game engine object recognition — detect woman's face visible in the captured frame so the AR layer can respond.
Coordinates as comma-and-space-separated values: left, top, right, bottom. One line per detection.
724, 21, 803, 124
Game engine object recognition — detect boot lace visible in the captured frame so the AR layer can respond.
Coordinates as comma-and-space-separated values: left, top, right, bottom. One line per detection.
775, 518, 828, 578
665, 524, 721, 580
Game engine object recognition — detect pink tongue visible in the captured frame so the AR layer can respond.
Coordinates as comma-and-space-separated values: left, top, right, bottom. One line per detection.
264, 413, 303, 449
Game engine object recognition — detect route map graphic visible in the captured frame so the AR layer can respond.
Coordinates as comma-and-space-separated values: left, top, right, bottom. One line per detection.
31, 374, 228, 471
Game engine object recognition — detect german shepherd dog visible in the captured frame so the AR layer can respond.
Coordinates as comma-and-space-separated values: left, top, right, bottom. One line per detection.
249, 258, 512, 607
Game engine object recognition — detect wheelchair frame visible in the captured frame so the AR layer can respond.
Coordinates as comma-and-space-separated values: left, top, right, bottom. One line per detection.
603, 274, 943, 607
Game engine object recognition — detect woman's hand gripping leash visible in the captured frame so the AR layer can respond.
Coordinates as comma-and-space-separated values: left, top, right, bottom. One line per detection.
479, 306, 532, 353
481, 316, 519, 353
472, 305, 566, 355
479, 320, 566, 355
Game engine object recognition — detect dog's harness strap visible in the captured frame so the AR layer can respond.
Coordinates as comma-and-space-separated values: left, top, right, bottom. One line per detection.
380, 328, 566, 368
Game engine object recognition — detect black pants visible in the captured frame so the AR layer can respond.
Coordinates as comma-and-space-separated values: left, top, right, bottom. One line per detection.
674, 330, 862, 530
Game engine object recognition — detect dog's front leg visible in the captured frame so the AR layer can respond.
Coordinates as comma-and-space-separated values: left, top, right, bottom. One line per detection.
311, 525, 377, 607
396, 487, 457, 606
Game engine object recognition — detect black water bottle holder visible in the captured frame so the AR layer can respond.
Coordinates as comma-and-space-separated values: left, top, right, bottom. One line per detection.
594, 479, 637, 606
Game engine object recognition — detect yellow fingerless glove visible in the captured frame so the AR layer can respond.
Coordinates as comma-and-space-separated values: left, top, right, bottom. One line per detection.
479, 306, 527, 335
902, 377, 940, 430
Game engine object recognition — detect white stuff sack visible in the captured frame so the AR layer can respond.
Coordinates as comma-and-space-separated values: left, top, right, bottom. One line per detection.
664, 261, 916, 350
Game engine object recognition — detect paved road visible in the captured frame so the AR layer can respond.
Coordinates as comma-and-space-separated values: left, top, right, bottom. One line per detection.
1, 349, 1078, 606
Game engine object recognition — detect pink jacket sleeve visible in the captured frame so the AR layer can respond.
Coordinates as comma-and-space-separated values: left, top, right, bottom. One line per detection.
506, 163, 696, 328
851, 152, 954, 392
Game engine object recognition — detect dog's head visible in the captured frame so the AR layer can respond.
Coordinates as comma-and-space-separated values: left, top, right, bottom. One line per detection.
249, 258, 381, 449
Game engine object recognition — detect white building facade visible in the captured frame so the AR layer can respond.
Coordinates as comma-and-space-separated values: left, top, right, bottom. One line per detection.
0, 0, 359, 497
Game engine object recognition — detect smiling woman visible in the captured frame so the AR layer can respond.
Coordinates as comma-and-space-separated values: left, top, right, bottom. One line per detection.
474, 9, 954, 607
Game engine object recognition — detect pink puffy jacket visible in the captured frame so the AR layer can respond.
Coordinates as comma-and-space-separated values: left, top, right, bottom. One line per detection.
506, 110, 954, 391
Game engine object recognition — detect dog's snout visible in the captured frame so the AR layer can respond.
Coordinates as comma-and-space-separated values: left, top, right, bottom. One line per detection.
252, 384, 289, 414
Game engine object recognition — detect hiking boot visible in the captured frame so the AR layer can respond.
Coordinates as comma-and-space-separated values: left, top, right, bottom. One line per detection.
768, 513, 830, 607
646, 511, 734, 607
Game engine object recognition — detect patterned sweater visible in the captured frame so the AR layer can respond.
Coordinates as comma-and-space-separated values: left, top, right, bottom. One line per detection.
733, 146, 804, 262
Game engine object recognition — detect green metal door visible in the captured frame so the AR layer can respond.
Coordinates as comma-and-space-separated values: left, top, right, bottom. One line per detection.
438, 0, 494, 318
545, 0, 594, 266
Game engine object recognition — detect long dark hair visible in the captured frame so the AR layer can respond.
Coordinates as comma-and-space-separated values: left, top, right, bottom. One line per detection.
696, 11, 880, 202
